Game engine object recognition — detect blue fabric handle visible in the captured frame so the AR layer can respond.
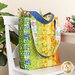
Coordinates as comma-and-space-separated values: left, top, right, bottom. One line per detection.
28, 11, 54, 24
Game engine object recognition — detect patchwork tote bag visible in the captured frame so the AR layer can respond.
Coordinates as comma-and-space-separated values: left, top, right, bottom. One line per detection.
19, 11, 61, 70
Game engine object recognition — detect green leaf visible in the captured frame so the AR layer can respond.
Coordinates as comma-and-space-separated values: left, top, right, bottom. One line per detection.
0, 3, 7, 11
70, 22, 75, 25
39, 9, 43, 16
4, 48, 7, 53
73, 24, 75, 28
0, 52, 7, 66
0, 28, 5, 32
71, 15, 75, 21
0, 48, 2, 51
10, 31, 18, 45
0, 16, 4, 29
0, 48, 2, 52
0, 35, 1, 39
0, 12, 14, 16
0, 34, 5, 44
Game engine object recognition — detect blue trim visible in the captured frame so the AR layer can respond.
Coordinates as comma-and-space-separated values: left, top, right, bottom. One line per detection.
27, 11, 55, 57
54, 20, 56, 28
37, 51, 50, 58
28, 11, 54, 24
37, 50, 54, 58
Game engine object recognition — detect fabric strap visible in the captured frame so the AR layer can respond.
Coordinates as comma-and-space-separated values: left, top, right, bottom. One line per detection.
28, 11, 54, 24
27, 11, 60, 57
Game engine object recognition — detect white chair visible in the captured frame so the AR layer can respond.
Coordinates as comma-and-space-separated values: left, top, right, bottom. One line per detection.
3, 16, 64, 75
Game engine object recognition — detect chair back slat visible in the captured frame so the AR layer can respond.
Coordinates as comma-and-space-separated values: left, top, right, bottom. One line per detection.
13, 44, 19, 59
9, 24, 19, 36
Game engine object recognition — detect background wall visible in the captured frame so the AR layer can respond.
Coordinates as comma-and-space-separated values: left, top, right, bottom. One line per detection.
1, 0, 75, 29
0, 0, 75, 75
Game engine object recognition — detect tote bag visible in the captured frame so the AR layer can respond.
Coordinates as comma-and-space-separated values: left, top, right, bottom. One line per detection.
19, 11, 60, 70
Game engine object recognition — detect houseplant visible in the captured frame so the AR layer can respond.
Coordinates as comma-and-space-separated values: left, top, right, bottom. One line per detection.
64, 16, 75, 32
0, 2, 18, 66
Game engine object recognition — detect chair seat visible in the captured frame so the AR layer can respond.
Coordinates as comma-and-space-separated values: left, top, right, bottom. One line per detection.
14, 65, 62, 75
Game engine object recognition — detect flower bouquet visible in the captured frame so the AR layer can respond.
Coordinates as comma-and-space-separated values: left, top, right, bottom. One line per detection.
64, 16, 75, 32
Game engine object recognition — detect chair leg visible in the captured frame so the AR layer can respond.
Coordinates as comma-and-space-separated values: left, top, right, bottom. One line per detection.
9, 69, 14, 75
5, 24, 15, 75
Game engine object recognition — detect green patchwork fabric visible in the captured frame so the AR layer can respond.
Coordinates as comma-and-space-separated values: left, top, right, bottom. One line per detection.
19, 17, 60, 70
19, 17, 25, 69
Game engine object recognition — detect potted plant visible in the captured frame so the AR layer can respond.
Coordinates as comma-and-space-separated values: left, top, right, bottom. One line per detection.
64, 16, 75, 32
0, 2, 18, 66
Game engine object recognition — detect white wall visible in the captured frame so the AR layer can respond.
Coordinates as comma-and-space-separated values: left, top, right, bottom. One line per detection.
0, 0, 75, 75
1, 0, 75, 29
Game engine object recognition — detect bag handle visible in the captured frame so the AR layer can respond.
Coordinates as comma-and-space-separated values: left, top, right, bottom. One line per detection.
43, 12, 51, 17
28, 11, 54, 24
30, 15, 61, 57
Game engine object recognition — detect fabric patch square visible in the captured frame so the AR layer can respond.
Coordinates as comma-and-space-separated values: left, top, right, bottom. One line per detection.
25, 59, 31, 65
24, 51, 30, 56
